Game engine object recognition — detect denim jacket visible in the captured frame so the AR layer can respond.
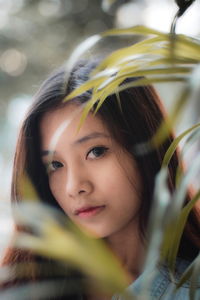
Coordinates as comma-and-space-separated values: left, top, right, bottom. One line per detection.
112, 258, 200, 300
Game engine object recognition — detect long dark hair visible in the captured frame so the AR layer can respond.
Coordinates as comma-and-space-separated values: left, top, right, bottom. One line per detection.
2, 60, 200, 298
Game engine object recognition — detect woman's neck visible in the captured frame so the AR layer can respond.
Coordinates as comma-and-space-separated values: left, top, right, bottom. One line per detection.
105, 222, 145, 282
86, 222, 145, 300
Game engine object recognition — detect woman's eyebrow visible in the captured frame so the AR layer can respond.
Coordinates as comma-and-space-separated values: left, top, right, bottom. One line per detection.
74, 132, 110, 145
41, 132, 109, 157
41, 150, 55, 157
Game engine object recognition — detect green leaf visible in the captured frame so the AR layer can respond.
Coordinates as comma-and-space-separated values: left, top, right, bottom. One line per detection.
101, 25, 166, 38
175, 127, 200, 186
166, 191, 200, 270
64, 76, 107, 101
168, 154, 200, 226
176, 261, 193, 289
151, 86, 191, 148
15, 202, 130, 295
162, 122, 200, 168
64, 34, 101, 73
140, 169, 171, 290
176, 252, 200, 299
189, 252, 200, 300
92, 36, 165, 74
19, 173, 39, 202
76, 95, 100, 131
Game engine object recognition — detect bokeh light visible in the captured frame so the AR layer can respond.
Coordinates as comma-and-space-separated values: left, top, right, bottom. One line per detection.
115, 2, 144, 28
0, 95, 32, 204
0, 49, 27, 77
0, 14, 8, 30
0, 0, 13, 14
0, 198, 14, 257
38, 0, 62, 18
7, 95, 31, 128
142, 1, 176, 32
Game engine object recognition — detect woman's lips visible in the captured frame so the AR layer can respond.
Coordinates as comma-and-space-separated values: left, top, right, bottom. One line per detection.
74, 205, 106, 218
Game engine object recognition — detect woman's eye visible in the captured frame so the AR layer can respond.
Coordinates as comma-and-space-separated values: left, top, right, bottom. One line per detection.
47, 160, 63, 172
87, 146, 108, 159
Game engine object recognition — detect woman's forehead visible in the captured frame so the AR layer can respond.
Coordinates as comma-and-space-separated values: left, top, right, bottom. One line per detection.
39, 103, 110, 149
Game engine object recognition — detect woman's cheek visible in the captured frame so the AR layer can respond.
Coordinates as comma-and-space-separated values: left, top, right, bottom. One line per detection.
48, 172, 63, 199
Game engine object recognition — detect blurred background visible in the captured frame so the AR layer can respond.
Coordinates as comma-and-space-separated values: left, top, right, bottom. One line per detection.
1, 0, 200, 258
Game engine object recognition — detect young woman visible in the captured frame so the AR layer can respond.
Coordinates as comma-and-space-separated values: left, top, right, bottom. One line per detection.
1, 60, 200, 299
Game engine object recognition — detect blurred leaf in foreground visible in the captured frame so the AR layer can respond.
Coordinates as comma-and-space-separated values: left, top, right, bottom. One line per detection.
13, 201, 132, 298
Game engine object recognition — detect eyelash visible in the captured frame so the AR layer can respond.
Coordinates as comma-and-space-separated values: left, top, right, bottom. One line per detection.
86, 146, 109, 159
46, 146, 109, 173
46, 161, 63, 173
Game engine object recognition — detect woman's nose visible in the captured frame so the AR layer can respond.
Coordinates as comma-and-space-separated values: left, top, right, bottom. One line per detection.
65, 166, 93, 198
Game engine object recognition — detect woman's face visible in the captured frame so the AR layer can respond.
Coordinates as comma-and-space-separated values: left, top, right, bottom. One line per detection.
40, 103, 141, 239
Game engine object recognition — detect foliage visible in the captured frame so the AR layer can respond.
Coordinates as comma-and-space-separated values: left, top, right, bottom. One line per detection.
63, 0, 200, 297
1, 0, 200, 299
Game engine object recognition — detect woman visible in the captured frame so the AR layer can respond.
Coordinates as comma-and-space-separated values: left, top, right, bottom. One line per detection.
1, 60, 200, 299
